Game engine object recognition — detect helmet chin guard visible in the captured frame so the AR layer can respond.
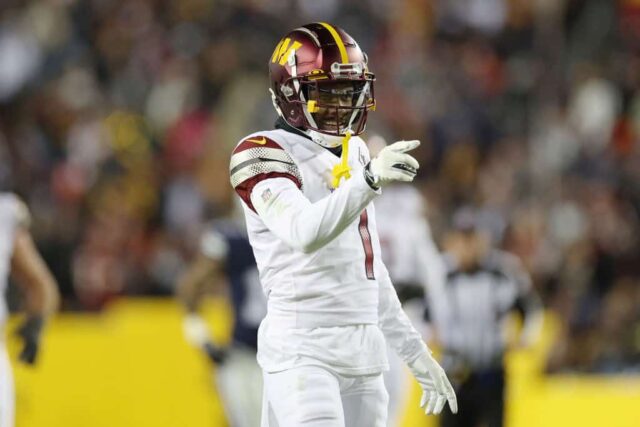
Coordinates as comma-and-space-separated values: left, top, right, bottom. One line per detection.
269, 22, 376, 140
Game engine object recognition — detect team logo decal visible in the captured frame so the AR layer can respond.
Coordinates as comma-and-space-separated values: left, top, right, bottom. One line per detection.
261, 188, 273, 203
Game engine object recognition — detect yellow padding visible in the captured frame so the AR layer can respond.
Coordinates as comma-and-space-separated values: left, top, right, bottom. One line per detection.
307, 100, 319, 113
7, 299, 232, 427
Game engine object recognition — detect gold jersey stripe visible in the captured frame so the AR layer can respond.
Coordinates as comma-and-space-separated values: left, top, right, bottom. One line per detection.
319, 22, 348, 64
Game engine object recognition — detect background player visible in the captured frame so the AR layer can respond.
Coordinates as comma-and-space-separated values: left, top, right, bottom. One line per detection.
425, 208, 543, 427
230, 23, 457, 426
0, 193, 60, 427
177, 200, 266, 427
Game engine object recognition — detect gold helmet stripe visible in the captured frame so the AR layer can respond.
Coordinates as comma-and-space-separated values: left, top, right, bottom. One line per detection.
319, 22, 348, 64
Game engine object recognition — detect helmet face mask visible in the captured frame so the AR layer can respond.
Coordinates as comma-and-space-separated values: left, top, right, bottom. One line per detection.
269, 23, 376, 138
282, 75, 375, 136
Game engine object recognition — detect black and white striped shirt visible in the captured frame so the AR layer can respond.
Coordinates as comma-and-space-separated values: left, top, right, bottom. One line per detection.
425, 250, 541, 371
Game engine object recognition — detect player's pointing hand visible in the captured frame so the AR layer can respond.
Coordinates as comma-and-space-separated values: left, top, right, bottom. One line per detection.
365, 140, 420, 187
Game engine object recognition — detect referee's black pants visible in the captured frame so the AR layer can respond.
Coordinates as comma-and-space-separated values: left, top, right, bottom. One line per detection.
440, 367, 505, 427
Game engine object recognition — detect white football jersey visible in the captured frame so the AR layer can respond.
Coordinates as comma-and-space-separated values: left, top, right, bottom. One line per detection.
230, 128, 428, 375
0, 193, 20, 328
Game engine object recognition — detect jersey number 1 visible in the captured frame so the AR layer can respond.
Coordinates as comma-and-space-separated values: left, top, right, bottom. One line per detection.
358, 210, 375, 279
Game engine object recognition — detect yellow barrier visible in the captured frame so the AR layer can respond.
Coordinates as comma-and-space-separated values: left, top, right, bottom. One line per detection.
7, 299, 231, 427
5, 299, 640, 427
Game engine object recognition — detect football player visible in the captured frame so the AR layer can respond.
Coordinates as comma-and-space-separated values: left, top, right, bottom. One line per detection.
229, 23, 457, 426
0, 193, 60, 427
177, 205, 266, 427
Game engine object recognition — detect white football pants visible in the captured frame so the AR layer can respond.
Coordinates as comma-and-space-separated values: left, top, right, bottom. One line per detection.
215, 345, 263, 427
0, 343, 14, 427
261, 365, 388, 427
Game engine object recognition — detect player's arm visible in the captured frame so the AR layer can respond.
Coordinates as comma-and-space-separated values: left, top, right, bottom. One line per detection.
371, 205, 457, 417
377, 265, 428, 363
10, 199, 60, 365
176, 253, 220, 313
176, 230, 229, 364
231, 137, 419, 253
376, 261, 457, 415
251, 174, 378, 253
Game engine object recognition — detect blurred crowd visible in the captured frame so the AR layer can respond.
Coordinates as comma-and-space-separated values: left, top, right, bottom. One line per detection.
1, 0, 639, 373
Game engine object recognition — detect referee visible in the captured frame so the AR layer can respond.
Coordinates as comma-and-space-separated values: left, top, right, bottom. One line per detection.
425, 208, 542, 427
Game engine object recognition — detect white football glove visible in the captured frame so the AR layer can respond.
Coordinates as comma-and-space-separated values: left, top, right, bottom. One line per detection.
183, 314, 228, 364
409, 351, 458, 416
183, 314, 211, 347
365, 140, 420, 187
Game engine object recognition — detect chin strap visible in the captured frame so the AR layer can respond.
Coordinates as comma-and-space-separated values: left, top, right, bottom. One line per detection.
331, 131, 353, 188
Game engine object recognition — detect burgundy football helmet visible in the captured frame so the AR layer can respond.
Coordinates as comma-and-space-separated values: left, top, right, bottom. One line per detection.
269, 22, 376, 137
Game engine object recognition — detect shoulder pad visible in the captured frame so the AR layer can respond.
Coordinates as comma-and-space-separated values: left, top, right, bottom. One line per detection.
229, 135, 302, 212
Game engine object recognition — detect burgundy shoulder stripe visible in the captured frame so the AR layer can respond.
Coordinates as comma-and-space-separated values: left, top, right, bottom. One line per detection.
233, 136, 283, 154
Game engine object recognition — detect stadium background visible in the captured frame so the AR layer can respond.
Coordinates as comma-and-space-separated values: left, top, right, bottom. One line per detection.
1, 0, 639, 426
